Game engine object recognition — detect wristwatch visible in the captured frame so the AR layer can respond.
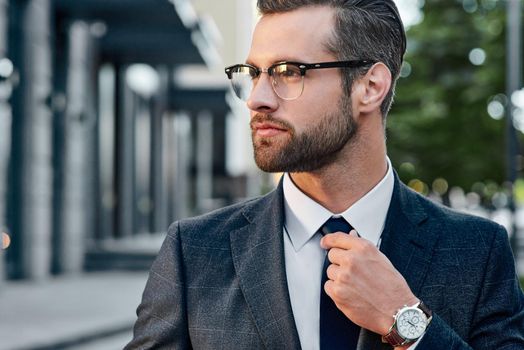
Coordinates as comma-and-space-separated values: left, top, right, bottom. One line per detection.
381, 301, 432, 347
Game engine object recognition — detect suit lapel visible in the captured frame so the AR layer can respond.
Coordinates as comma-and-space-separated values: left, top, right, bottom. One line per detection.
380, 174, 437, 295
358, 173, 439, 350
230, 183, 301, 349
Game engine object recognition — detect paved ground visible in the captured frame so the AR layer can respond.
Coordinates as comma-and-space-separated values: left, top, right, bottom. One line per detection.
0, 272, 149, 350
70, 331, 134, 350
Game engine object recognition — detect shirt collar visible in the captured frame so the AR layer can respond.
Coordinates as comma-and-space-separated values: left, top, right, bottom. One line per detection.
283, 157, 394, 251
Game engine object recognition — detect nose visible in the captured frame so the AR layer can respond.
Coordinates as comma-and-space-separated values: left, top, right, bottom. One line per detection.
246, 73, 279, 114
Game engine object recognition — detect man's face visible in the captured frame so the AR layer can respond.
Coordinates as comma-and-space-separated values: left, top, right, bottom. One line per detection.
246, 6, 358, 173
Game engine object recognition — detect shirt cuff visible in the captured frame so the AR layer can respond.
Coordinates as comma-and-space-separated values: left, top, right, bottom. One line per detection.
405, 333, 424, 349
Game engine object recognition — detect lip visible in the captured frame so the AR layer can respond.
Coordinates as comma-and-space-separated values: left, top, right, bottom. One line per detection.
251, 121, 287, 130
251, 122, 288, 137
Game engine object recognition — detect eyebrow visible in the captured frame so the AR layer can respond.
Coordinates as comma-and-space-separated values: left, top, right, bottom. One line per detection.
245, 56, 306, 67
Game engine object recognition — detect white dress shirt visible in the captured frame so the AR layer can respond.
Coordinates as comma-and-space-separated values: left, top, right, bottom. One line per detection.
282, 158, 421, 349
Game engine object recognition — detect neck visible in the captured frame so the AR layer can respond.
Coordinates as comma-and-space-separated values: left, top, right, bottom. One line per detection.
289, 126, 387, 213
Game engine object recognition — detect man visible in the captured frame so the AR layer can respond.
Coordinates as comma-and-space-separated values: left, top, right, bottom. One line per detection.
126, 1, 524, 349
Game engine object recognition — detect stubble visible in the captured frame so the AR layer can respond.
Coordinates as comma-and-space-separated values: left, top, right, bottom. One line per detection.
251, 97, 357, 173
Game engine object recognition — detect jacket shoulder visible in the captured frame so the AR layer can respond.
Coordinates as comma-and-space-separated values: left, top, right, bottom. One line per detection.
405, 184, 508, 247
167, 188, 278, 243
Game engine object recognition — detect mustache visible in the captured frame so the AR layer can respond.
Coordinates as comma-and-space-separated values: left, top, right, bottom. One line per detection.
250, 114, 294, 131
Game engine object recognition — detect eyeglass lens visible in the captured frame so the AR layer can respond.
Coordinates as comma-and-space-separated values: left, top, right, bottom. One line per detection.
231, 69, 253, 101
229, 63, 305, 101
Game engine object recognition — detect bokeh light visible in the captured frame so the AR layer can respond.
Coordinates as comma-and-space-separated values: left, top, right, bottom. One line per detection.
469, 48, 486, 66
487, 100, 504, 120
480, 0, 497, 11
492, 192, 509, 209
399, 162, 416, 174
512, 109, 524, 133
462, 0, 478, 14
432, 178, 449, 195
408, 179, 429, 195
0, 57, 13, 78
2, 232, 10, 250
400, 61, 412, 78
511, 89, 524, 109
89, 21, 107, 38
125, 64, 160, 98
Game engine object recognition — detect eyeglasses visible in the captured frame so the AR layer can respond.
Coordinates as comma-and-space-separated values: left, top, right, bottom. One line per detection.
224, 60, 375, 101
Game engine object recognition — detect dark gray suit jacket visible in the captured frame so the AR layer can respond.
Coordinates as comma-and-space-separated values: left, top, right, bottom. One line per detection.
126, 176, 524, 349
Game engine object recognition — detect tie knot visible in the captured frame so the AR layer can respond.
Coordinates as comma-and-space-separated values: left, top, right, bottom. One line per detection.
320, 217, 352, 236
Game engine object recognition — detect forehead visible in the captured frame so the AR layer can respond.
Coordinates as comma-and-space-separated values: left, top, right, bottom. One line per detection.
248, 6, 336, 64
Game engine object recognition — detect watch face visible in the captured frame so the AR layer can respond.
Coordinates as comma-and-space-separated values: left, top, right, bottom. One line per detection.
396, 307, 428, 340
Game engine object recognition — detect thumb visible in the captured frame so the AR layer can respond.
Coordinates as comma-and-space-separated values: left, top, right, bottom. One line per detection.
349, 229, 360, 238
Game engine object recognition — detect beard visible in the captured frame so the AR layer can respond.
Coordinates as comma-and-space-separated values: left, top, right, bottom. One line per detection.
250, 96, 357, 173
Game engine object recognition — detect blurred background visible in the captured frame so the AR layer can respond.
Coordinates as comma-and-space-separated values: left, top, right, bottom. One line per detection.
0, 0, 522, 349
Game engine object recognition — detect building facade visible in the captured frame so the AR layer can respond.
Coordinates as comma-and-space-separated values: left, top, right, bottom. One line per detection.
0, 0, 257, 282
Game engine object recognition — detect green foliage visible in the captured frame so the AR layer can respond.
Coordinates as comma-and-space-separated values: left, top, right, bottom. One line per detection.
388, 0, 511, 192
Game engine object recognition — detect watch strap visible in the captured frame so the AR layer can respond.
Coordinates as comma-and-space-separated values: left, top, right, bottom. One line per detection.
418, 301, 432, 319
382, 327, 407, 347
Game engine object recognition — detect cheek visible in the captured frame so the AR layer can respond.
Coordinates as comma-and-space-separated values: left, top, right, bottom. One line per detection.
284, 86, 343, 130
303, 76, 343, 109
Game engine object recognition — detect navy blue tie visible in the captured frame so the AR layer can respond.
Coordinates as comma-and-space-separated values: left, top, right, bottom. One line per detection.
319, 217, 360, 350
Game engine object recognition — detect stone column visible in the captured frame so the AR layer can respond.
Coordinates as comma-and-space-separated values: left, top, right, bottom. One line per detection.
7, 0, 53, 280
115, 65, 135, 237
57, 21, 96, 274
150, 66, 169, 233
0, 0, 9, 283
195, 111, 214, 213
169, 112, 192, 221
97, 64, 116, 240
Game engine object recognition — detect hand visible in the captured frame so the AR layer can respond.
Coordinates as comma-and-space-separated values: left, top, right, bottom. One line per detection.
320, 231, 418, 336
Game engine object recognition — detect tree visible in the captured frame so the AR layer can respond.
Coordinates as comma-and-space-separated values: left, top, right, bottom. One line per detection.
388, 0, 511, 195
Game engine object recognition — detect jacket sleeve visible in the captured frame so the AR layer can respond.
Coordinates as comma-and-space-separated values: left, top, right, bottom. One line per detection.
124, 222, 192, 349
417, 225, 524, 349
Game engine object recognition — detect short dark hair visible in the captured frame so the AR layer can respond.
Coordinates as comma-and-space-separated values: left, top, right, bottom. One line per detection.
257, 0, 406, 118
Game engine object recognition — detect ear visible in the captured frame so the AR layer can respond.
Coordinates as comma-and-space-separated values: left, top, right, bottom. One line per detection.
354, 62, 392, 115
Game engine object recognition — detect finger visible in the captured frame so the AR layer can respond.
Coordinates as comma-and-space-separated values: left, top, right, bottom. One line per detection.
321, 231, 359, 250
324, 279, 336, 298
327, 247, 350, 266
324, 279, 347, 303
326, 262, 340, 281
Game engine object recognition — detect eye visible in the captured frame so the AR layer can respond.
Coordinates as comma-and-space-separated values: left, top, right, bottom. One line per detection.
273, 64, 302, 82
